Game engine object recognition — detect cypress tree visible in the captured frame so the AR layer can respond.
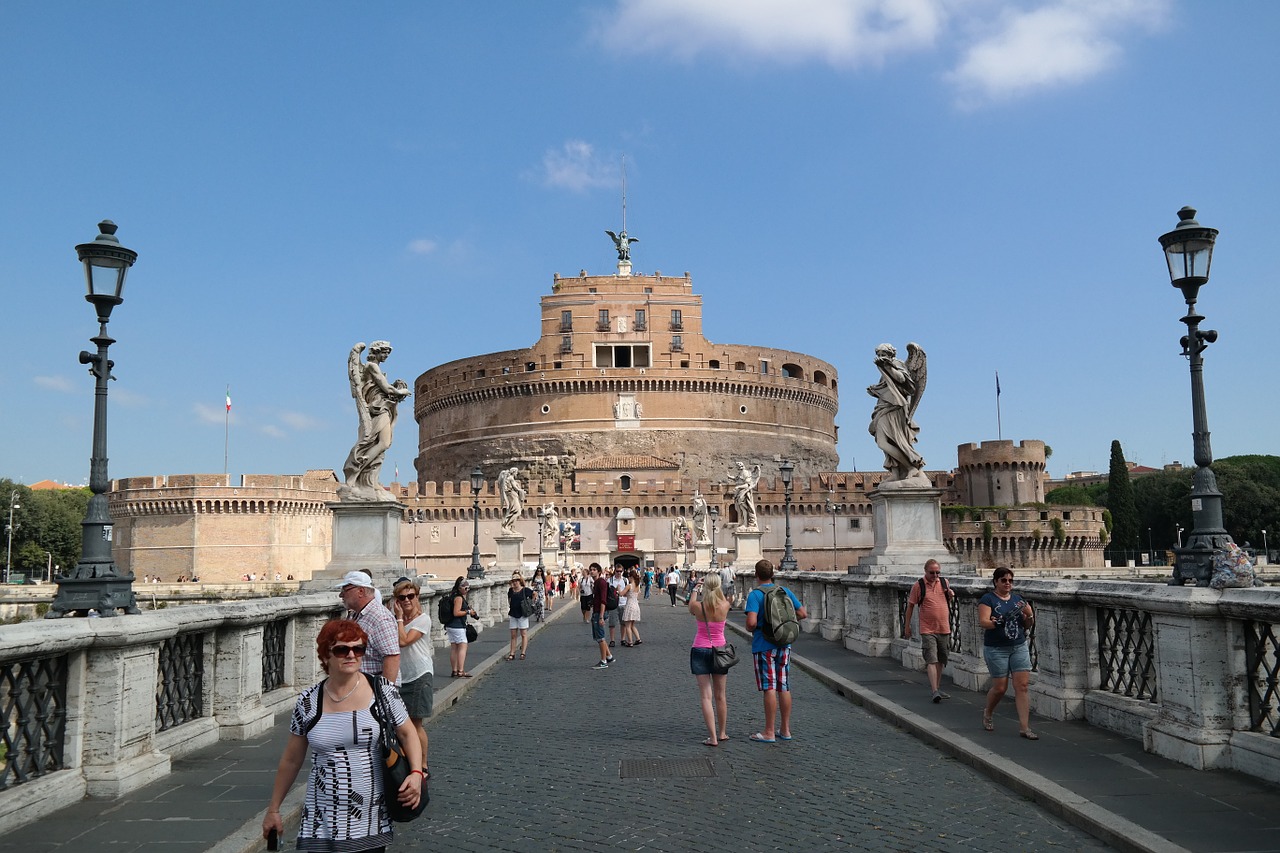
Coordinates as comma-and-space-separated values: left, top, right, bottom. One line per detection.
1107, 440, 1140, 560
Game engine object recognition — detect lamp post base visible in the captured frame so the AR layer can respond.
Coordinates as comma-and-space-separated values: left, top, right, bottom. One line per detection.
47, 575, 140, 617
1170, 533, 1234, 587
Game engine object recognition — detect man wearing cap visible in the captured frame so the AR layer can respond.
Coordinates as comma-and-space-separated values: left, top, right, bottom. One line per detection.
336, 570, 401, 683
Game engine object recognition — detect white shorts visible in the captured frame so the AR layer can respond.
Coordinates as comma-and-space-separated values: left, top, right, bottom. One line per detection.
509, 616, 530, 630
446, 626, 468, 644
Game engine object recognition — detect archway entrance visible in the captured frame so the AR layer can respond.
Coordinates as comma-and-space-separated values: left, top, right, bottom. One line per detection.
611, 551, 643, 570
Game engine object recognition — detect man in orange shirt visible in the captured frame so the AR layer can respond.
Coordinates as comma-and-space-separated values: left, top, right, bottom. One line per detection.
903, 559, 954, 703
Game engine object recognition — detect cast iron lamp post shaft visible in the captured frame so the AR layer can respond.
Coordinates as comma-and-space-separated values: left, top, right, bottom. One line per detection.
77, 325, 118, 577
779, 460, 797, 571
467, 467, 484, 579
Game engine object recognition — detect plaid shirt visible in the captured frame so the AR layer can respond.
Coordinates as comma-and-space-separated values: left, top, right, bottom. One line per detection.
351, 597, 400, 684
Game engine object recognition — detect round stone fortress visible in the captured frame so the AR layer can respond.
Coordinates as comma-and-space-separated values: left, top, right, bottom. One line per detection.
412, 270, 839, 485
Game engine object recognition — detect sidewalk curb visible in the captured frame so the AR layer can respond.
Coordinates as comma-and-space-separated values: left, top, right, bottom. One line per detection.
215, 603, 575, 853
726, 623, 1190, 853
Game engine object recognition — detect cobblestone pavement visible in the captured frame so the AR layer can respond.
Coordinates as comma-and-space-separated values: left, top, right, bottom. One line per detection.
400, 596, 1108, 852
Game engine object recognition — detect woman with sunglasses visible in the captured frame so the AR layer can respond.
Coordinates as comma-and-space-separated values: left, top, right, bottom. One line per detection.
446, 577, 478, 677
392, 577, 432, 777
263, 619, 423, 851
978, 567, 1038, 739
507, 572, 534, 660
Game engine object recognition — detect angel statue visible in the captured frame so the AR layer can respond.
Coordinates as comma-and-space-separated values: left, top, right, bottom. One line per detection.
729, 461, 761, 531
340, 341, 411, 502
605, 229, 638, 262
671, 516, 690, 551
866, 342, 929, 485
498, 467, 526, 535
542, 501, 560, 548
691, 491, 710, 544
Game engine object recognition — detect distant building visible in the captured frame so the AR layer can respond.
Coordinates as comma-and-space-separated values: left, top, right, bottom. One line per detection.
1044, 460, 1180, 492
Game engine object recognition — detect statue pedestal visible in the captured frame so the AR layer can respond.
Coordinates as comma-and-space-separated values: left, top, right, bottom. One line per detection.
852, 486, 960, 575
733, 530, 763, 565
495, 534, 526, 572
694, 542, 713, 570
540, 547, 559, 571
307, 502, 406, 592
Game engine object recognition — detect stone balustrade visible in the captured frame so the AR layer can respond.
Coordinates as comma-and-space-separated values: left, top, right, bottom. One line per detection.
727, 568, 1280, 786
0, 576, 511, 831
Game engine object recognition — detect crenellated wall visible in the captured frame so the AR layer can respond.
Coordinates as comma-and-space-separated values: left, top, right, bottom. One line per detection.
954, 439, 1048, 506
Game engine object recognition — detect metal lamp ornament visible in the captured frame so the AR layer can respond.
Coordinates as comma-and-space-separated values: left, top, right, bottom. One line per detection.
1158, 206, 1234, 586
49, 221, 141, 617
467, 467, 485, 579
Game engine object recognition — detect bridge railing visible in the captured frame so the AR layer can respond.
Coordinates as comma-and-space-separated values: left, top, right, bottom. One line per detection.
0, 576, 511, 832
735, 569, 1280, 787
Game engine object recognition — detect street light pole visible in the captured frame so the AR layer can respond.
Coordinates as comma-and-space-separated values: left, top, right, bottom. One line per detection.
1159, 207, 1233, 585
1263, 529, 1269, 564
779, 460, 797, 571
709, 506, 719, 570
5, 491, 19, 584
467, 467, 485, 579
49, 221, 140, 617
1147, 527, 1153, 566
826, 496, 840, 572
536, 507, 546, 575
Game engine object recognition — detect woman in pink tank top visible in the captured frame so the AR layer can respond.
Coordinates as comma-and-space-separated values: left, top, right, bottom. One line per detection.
689, 572, 732, 746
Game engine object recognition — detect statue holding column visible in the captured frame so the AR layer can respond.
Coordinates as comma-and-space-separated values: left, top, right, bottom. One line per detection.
340, 341, 411, 502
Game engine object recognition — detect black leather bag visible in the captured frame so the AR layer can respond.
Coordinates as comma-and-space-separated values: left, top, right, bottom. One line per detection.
700, 602, 740, 672
370, 675, 427, 822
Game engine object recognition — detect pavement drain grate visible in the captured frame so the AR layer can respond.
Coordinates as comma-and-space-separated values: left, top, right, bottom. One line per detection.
619, 757, 717, 779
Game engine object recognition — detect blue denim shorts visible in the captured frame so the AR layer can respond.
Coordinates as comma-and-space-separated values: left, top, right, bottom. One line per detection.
983, 642, 1031, 678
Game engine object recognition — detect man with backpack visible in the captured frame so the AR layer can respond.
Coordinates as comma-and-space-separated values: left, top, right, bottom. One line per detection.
903, 559, 955, 703
744, 559, 807, 743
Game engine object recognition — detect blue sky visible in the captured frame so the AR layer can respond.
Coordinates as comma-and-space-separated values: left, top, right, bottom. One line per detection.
3, 1, 1277, 488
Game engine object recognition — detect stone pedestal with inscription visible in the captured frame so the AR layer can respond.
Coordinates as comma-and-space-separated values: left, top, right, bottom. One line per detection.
495, 534, 526, 572
307, 502, 407, 592
851, 486, 961, 575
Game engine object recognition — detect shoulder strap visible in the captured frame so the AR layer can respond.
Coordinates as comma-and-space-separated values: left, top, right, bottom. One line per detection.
302, 679, 327, 735
916, 577, 926, 600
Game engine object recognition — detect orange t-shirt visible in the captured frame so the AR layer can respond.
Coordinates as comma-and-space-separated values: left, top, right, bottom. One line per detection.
907, 578, 952, 635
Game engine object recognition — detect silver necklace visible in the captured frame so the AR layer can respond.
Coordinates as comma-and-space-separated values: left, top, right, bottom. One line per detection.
325, 679, 360, 704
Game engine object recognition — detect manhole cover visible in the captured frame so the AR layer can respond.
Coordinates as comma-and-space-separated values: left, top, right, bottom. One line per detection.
619, 757, 717, 779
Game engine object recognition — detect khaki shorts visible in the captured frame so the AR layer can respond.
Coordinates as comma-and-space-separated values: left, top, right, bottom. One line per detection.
919, 633, 950, 666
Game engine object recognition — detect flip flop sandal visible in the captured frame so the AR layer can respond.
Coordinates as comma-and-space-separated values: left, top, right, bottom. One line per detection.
504, 655, 515, 661
982, 713, 994, 732
1020, 730, 1040, 740
749, 732, 777, 744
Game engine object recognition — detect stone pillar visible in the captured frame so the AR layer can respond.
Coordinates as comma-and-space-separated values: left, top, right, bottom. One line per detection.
539, 547, 558, 573
693, 542, 713, 571
852, 486, 961, 575
495, 534, 526, 573
841, 574, 898, 657
211, 623, 275, 739
308, 502, 407, 593
80, 638, 169, 797
733, 529, 763, 564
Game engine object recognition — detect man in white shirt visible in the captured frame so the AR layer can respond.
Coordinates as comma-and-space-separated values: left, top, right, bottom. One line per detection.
666, 566, 682, 607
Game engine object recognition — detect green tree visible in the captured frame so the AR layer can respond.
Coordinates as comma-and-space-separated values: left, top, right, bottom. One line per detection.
1, 478, 89, 582
1045, 485, 1094, 506
1106, 440, 1140, 560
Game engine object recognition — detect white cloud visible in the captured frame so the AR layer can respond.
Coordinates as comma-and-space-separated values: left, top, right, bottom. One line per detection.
595, 0, 947, 67
279, 411, 322, 431
34, 375, 75, 393
407, 238, 438, 255
947, 0, 1167, 106
259, 425, 286, 439
193, 402, 230, 426
538, 140, 618, 192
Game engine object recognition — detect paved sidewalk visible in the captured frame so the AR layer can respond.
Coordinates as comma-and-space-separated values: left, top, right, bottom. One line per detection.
6, 593, 1280, 852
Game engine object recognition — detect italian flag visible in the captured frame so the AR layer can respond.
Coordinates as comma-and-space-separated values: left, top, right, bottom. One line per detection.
226, 387, 232, 412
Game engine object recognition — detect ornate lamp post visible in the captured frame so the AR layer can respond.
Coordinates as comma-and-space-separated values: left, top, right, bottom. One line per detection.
5, 491, 19, 584
1263, 529, 1269, 564
49, 221, 140, 617
708, 506, 719, 570
1159, 207, 1233, 586
825, 496, 841, 572
536, 507, 546, 575
779, 460, 798, 571
467, 466, 485, 579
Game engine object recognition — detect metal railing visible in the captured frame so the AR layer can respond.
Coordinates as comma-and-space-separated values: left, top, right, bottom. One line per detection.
156, 632, 204, 732
0, 654, 67, 791
1244, 619, 1280, 736
261, 619, 287, 694
1096, 606, 1158, 702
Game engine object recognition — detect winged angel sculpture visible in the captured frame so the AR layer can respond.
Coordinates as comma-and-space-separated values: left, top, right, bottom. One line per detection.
605, 229, 638, 262
867, 342, 929, 485
340, 341, 411, 502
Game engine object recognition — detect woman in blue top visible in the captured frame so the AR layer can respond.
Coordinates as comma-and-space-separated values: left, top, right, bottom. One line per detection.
978, 567, 1037, 739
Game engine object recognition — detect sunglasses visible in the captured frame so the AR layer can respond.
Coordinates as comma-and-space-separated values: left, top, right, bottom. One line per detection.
997, 577, 1015, 583
395, 593, 418, 601
926, 571, 941, 576
331, 644, 367, 658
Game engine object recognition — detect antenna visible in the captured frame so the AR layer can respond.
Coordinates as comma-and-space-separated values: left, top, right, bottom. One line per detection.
621, 154, 628, 231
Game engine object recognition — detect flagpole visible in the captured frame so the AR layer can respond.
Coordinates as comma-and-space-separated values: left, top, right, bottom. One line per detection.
995, 371, 1003, 441
224, 385, 231, 477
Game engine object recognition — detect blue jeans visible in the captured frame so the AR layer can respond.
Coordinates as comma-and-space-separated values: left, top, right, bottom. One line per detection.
983, 642, 1031, 679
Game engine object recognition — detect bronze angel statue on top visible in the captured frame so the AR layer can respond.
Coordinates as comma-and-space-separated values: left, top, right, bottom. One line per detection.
867, 342, 929, 485
605, 229, 638, 262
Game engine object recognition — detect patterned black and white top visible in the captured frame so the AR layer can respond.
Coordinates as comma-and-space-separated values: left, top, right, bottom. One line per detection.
289, 677, 408, 852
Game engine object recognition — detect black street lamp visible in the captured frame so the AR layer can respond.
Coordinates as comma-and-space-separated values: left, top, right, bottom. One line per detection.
467, 466, 485, 579
825, 496, 842, 572
5, 490, 19, 584
779, 460, 797, 571
536, 507, 546, 575
1147, 526, 1154, 566
1159, 206, 1233, 586
708, 505, 719, 570
49, 221, 140, 617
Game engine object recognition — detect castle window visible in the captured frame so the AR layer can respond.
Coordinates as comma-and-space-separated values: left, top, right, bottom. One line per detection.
781, 363, 803, 379
560, 335, 573, 354
670, 309, 683, 330
760, 360, 770, 375
848, 519, 861, 530
526, 362, 536, 371
634, 309, 646, 331
671, 335, 683, 352
597, 309, 610, 331
709, 359, 720, 369
680, 360, 690, 368
739, 405, 748, 414
620, 475, 632, 492
541, 404, 550, 414
813, 370, 827, 386
560, 310, 573, 331
594, 344, 651, 369
477, 369, 486, 378
735, 361, 746, 371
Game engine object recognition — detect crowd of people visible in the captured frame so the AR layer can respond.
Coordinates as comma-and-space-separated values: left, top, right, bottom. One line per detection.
262, 556, 1036, 850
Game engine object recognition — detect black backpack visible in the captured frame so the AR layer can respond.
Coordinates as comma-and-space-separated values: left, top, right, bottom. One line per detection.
605, 583, 620, 611
915, 576, 952, 602
438, 592, 455, 624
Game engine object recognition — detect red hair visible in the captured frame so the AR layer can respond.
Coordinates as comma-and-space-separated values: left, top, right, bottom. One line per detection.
316, 619, 369, 673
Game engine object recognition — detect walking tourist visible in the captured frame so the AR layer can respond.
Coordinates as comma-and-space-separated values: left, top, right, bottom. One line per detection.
744, 559, 807, 743
507, 572, 533, 660
579, 569, 594, 623
606, 565, 626, 647
337, 571, 400, 683
445, 577, 478, 678
979, 566, 1037, 739
530, 567, 548, 621
902, 558, 955, 703
621, 569, 643, 646
588, 564, 615, 670
689, 572, 732, 746
392, 577, 433, 777
262, 619, 423, 851
666, 565, 681, 606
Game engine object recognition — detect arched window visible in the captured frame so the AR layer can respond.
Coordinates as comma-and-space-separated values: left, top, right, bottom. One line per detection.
620, 475, 632, 492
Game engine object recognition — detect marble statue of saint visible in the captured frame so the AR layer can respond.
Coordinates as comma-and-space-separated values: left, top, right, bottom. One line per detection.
605, 229, 638, 262
542, 502, 560, 548
672, 516, 689, 550
691, 491, 710, 544
866, 342, 929, 484
730, 462, 761, 531
498, 467, 526, 534
340, 341, 411, 502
